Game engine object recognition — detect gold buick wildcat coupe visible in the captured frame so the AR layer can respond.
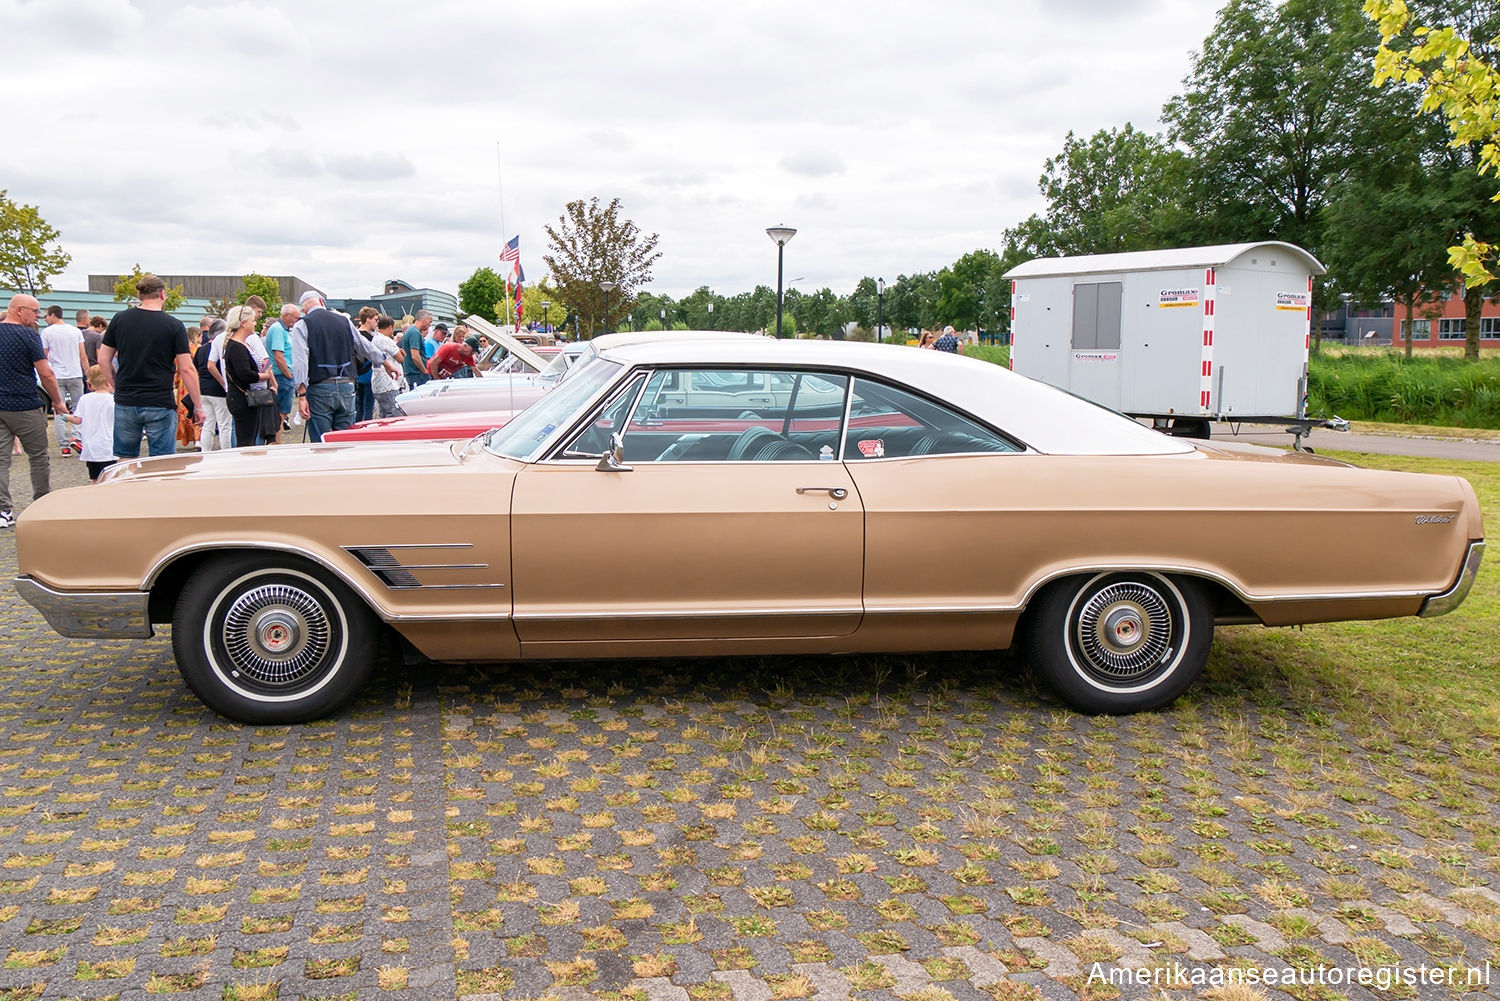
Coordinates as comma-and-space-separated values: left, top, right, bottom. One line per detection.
16, 338, 1484, 723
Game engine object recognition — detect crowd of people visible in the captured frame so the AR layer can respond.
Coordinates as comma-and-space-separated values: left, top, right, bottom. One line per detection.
0, 275, 494, 527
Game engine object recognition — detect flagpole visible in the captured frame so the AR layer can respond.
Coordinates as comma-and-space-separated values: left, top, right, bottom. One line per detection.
495, 141, 506, 254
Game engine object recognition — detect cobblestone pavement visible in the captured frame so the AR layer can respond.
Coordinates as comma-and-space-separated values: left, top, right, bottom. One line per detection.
0, 461, 1497, 1000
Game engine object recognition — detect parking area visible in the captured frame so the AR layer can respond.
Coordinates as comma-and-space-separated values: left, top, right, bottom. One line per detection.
0, 463, 1496, 1001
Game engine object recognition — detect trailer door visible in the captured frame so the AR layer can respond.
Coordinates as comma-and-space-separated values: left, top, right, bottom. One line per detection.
1069, 281, 1123, 411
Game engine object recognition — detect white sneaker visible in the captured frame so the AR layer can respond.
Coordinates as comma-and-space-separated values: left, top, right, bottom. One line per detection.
0, 510, 14, 529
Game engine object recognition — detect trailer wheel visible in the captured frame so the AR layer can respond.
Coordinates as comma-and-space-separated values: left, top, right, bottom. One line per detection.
1167, 418, 1212, 439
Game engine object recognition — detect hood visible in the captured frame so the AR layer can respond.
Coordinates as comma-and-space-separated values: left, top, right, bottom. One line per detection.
101, 440, 463, 483
463, 316, 548, 371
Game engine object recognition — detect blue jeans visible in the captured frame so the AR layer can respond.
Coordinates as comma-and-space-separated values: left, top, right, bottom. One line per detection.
275, 378, 295, 417
356, 380, 374, 424
306, 381, 356, 443
405, 370, 429, 389
114, 405, 178, 459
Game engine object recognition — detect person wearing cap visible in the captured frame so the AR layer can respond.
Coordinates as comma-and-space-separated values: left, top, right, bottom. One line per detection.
289, 289, 392, 442
428, 333, 482, 380
425, 322, 448, 363
98, 274, 201, 459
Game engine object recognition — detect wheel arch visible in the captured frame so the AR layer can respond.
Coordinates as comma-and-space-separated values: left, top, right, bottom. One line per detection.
146, 544, 388, 625
1016, 565, 1259, 630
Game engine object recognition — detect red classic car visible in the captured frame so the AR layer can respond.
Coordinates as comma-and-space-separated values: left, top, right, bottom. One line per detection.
320, 410, 520, 443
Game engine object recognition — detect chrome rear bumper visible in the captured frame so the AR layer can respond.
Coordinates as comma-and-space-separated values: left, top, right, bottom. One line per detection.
13, 575, 154, 639
1419, 541, 1485, 618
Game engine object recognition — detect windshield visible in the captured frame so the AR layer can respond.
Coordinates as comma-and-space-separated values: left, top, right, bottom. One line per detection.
483, 358, 622, 461
544, 343, 592, 379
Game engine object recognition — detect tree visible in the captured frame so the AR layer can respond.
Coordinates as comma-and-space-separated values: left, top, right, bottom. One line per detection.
236, 273, 282, 315
113, 264, 186, 312
1164, 0, 1384, 254
458, 266, 508, 321
0, 190, 70, 294
1007, 126, 1192, 258
791, 287, 845, 338
543, 196, 662, 337
936, 250, 1005, 335
847, 277, 879, 332
1368, 0, 1500, 288
886, 272, 940, 334
520, 278, 561, 330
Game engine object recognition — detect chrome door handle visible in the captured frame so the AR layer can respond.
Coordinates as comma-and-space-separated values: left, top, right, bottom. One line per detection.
797, 486, 848, 500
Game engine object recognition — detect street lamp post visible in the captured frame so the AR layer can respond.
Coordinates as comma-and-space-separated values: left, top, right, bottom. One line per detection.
766, 225, 797, 338
541, 300, 550, 335
707, 301, 713, 330
659, 308, 667, 332
876, 277, 884, 343
599, 281, 616, 336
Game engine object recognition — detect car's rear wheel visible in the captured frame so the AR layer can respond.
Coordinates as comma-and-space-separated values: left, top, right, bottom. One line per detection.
171, 555, 378, 723
1026, 571, 1212, 714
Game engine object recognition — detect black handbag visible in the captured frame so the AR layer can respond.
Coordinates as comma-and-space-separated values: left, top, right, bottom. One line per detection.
245, 386, 277, 409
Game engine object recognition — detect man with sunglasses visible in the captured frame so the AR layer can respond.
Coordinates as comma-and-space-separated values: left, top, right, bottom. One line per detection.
0, 295, 70, 528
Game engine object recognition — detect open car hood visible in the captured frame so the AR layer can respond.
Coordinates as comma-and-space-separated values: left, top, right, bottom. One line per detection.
464, 316, 548, 372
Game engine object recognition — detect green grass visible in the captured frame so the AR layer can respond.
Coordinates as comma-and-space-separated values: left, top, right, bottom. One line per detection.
1307, 352, 1500, 428
1203, 451, 1499, 737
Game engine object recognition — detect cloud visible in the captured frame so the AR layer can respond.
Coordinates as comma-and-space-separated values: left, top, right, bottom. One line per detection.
778, 151, 847, 178
327, 153, 417, 182
587, 129, 633, 151
2, 0, 1230, 300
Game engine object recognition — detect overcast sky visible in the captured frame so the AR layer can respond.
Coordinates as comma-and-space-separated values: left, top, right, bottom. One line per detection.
5, 0, 1225, 300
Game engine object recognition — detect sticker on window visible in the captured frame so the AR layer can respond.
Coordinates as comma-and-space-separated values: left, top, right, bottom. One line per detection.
857, 439, 885, 458
819, 445, 835, 461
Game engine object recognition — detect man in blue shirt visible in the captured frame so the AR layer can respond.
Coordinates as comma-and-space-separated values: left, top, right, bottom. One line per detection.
262, 302, 300, 439
0, 294, 71, 528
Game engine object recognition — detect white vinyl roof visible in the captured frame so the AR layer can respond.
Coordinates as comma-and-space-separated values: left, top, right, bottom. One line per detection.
598, 338, 1193, 456
1004, 241, 1326, 279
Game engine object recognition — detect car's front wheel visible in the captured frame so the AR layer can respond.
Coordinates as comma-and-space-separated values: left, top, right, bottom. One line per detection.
172, 555, 378, 723
1026, 571, 1212, 714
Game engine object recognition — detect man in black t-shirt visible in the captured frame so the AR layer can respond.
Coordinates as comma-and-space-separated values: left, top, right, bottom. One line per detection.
98, 274, 201, 459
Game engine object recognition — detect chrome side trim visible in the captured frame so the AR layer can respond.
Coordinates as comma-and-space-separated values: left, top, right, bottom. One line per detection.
343, 545, 496, 591
513, 606, 861, 622
14, 576, 153, 639
1419, 541, 1484, 618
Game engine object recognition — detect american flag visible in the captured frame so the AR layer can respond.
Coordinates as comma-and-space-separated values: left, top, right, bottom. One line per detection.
499, 236, 521, 279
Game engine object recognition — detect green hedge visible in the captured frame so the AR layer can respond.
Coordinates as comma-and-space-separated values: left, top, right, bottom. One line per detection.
1307, 352, 1500, 429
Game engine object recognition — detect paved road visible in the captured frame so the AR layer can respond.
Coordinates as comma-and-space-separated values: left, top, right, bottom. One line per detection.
0, 459, 1494, 1000
1212, 423, 1500, 462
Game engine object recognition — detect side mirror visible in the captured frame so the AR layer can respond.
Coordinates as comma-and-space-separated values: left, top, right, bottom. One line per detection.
595, 432, 633, 472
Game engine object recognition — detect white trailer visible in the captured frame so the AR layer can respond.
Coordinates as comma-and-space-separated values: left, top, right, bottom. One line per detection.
1004, 242, 1345, 442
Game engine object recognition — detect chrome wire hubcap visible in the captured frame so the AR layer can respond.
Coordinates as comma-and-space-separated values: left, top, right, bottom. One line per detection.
1075, 581, 1173, 681
221, 583, 331, 687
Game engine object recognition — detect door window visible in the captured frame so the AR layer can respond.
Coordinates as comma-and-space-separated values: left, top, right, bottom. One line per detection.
592, 368, 849, 462
844, 379, 1020, 459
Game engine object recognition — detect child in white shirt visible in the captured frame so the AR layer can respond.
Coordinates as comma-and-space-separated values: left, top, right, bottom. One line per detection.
65, 366, 117, 483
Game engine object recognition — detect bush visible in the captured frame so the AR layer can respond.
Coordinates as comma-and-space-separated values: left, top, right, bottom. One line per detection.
1307, 352, 1500, 428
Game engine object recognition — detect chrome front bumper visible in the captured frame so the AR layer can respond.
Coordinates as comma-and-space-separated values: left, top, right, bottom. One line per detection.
1419, 541, 1485, 618
13, 575, 154, 639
